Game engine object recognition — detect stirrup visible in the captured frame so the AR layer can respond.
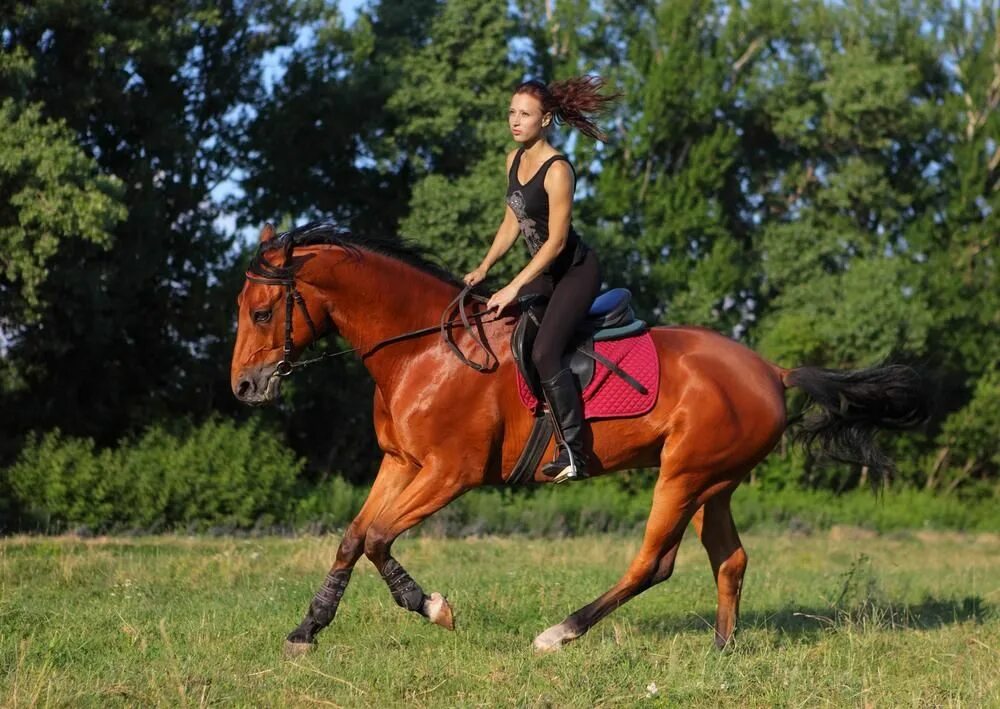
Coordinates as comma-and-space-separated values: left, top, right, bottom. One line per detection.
551, 464, 584, 484
542, 446, 587, 483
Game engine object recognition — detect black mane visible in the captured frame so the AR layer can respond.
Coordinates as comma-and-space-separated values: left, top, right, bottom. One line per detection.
247, 221, 469, 289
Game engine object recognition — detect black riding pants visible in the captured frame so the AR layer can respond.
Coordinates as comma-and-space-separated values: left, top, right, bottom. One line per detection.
518, 248, 601, 382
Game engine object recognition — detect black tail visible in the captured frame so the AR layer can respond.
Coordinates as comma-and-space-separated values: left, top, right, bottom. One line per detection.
785, 363, 930, 486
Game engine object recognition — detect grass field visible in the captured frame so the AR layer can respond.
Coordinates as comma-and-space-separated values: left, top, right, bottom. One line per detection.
2, 529, 998, 707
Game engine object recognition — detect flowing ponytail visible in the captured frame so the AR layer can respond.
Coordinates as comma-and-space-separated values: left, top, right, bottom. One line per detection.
515, 75, 620, 142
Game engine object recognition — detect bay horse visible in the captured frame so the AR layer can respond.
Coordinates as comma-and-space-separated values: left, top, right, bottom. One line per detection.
230, 222, 927, 656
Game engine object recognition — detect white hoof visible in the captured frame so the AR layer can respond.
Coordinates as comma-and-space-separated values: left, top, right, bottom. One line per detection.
532, 622, 578, 653
424, 592, 455, 630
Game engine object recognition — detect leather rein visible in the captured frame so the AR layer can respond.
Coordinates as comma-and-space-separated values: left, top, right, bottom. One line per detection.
244, 271, 500, 377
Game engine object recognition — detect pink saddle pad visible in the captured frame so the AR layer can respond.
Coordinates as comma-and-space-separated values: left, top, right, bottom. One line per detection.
516, 331, 659, 420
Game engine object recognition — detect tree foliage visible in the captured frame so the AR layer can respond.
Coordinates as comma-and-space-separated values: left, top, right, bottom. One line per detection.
1, 0, 997, 500
0, 0, 293, 459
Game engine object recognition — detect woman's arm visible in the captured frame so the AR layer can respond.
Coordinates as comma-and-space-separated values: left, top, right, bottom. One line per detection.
479, 205, 521, 272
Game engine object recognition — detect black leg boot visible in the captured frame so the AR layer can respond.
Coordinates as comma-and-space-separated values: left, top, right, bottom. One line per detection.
541, 368, 588, 483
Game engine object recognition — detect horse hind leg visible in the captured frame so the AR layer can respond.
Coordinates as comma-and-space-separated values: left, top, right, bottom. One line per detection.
692, 490, 748, 649
532, 442, 703, 652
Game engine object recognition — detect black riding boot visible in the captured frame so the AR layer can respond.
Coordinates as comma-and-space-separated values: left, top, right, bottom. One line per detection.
541, 368, 588, 483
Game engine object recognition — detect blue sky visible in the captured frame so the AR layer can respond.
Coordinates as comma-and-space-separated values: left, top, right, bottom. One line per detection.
340, 0, 365, 24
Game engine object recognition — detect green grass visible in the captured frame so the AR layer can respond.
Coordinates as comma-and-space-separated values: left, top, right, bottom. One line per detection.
2, 530, 998, 706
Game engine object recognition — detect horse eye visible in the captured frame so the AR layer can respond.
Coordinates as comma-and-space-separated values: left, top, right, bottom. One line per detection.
252, 309, 272, 323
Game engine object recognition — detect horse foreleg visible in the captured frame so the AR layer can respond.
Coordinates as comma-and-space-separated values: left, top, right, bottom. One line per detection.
284, 455, 417, 655
533, 460, 700, 652
362, 469, 467, 630
692, 490, 747, 649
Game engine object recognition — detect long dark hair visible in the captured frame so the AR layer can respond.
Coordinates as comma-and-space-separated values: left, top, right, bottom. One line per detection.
515, 76, 620, 142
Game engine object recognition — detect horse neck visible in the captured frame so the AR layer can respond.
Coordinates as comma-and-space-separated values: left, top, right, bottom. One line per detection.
302, 245, 461, 386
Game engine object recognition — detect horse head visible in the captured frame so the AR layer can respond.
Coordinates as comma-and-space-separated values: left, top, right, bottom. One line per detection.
231, 223, 325, 405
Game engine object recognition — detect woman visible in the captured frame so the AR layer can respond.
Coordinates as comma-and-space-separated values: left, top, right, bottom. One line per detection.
463, 76, 619, 483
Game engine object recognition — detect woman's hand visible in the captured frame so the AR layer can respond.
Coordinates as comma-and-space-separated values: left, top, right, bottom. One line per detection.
463, 266, 488, 286
486, 283, 520, 314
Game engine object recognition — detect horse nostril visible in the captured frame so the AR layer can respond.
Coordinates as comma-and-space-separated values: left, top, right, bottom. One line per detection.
237, 378, 252, 399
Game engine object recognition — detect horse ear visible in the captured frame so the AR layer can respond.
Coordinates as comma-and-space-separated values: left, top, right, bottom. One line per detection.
259, 223, 276, 243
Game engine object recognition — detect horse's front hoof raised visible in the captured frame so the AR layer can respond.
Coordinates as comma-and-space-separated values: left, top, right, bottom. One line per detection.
283, 639, 316, 658
425, 592, 455, 631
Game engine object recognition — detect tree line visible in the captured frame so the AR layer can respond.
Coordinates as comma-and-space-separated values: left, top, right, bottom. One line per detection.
1, 0, 996, 501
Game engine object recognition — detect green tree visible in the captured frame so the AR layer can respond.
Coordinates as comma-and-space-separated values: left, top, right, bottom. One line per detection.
393, 0, 521, 281
0, 1, 293, 459
0, 99, 124, 321
240, 0, 439, 236
585, 0, 792, 331
0, 48, 126, 398
749, 0, 998, 490
755, 6, 941, 367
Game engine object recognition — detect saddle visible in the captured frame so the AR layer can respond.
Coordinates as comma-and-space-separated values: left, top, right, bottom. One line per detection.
505, 288, 656, 485
510, 288, 648, 401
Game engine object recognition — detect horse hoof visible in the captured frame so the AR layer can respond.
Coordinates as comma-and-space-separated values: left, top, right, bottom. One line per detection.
532, 622, 576, 653
425, 592, 455, 631
283, 640, 315, 658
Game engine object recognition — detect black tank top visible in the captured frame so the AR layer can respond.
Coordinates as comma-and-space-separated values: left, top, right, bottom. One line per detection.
506, 149, 588, 275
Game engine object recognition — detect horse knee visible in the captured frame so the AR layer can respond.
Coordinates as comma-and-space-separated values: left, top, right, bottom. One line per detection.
651, 551, 677, 584
363, 526, 392, 566
336, 526, 365, 566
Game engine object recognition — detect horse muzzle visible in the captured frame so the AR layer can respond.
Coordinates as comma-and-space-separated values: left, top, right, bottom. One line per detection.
233, 363, 284, 405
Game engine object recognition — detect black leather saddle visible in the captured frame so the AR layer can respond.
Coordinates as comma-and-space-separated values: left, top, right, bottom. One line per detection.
511, 288, 648, 402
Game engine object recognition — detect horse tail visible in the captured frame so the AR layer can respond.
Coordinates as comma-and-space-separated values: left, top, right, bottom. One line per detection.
780, 363, 929, 486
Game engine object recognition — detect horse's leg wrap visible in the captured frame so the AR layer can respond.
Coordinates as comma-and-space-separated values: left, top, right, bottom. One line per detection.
287, 568, 352, 643
380, 558, 427, 612
312, 568, 352, 624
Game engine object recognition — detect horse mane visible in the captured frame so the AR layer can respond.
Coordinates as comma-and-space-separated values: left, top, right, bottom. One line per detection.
247, 221, 471, 291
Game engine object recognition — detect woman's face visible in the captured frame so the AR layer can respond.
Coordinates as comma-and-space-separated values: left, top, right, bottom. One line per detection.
508, 92, 548, 144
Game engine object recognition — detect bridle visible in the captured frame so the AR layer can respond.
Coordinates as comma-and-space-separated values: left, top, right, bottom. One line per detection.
245, 263, 500, 378
245, 268, 323, 376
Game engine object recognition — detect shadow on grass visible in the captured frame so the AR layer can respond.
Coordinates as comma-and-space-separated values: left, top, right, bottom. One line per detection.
633, 595, 989, 642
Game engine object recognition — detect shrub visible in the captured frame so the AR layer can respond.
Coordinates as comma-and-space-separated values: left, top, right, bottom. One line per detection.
290, 475, 1000, 536
6, 417, 304, 532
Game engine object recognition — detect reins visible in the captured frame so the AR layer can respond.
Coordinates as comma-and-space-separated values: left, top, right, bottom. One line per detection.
439, 287, 499, 372
244, 270, 500, 377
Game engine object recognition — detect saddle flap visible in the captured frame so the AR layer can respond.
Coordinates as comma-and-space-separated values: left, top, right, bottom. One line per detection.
563, 338, 596, 391
511, 301, 543, 401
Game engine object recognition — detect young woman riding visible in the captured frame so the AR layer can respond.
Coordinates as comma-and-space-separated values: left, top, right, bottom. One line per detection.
463, 76, 619, 483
